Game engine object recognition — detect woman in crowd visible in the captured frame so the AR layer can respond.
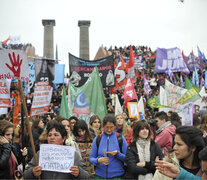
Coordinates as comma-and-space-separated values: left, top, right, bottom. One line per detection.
73, 119, 94, 177
23, 122, 90, 179
89, 114, 128, 179
31, 118, 44, 152
125, 120, 163, 179
154, 126, 205, 180
0, 120, 27, 179
122, 111, 130, 125
58, 117, 81, 156
155, 146, 207, 180
68, 116, 79, 140
115, 113, 133, 145
73, 119, 93, 143
88, 115, 102, 139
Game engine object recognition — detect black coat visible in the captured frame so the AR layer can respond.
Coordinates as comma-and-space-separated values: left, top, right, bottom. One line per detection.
125, 140, 163, 179
0, 143, 21, 179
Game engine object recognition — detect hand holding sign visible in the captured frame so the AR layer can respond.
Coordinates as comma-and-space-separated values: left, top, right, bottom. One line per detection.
5, 52, 22, 78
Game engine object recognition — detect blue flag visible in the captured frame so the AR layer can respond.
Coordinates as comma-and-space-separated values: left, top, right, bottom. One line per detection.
54, 64, 65, 84
194, 66, 199, 88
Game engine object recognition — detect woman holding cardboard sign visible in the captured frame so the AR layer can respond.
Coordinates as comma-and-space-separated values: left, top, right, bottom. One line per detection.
23, 122, 90, 179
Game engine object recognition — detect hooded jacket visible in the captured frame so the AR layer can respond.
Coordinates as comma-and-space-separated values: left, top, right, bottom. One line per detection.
155, 121, 176, 156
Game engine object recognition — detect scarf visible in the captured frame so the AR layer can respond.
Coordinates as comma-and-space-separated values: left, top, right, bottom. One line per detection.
156, 121, 172, 134
136, 138, 153, 180
9, 152, 17, 179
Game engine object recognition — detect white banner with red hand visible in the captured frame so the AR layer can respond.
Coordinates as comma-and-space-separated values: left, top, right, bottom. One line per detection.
0, 79, 11, 108
30, 82, 53, 116
0, 49, 29, 82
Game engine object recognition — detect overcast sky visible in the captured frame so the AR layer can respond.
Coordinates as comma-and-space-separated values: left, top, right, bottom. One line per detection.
1, 0, 207, 74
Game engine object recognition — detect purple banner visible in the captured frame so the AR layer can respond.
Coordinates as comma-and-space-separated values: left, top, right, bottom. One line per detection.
183, 52, 203, 71
155, 47, 190, 74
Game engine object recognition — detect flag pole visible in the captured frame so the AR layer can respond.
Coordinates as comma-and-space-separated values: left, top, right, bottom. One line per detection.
18, 80, 40, 180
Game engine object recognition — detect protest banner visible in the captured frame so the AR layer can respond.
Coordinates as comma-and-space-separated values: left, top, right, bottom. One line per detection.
155, 47, 189, 74
39, 144, 75, 173
182, 102, 193, 126
77, 142, 94, 177
30, 82, 53, 116
0, 108, 8, 115
194, 87, 207, 113
0, 79, 11, 108
0, 49, 29, 82
127, 102, 139, 118
35, 58, 55, 84
69, 53, 114, 87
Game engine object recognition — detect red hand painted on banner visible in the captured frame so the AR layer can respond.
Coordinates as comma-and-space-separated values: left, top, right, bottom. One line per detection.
5, 52, 22, 78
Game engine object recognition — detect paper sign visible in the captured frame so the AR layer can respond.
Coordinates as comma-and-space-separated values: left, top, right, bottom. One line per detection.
0, 79, 11, 108
0, 49, 29, 82
39, 144, 75, 173
30, 82, 52, 116
127, 102, 139, 118
182, 102, 193, 126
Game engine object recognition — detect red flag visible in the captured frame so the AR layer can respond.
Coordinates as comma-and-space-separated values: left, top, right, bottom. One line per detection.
1, 37, 10, 45
126, 45, 136, 83
114, 56, 127, 92
122, 77, 137, 107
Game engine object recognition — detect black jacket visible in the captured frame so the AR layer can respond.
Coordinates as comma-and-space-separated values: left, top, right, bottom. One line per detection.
125, 140, 164, 179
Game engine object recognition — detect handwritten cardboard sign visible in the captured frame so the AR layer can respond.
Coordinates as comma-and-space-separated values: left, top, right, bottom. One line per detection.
39, 144, 75, 173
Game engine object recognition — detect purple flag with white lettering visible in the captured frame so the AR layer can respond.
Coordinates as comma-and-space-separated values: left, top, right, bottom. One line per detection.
155, 47, 190, 74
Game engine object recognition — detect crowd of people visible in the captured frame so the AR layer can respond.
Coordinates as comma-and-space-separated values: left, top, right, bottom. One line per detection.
0, 44, 207, 179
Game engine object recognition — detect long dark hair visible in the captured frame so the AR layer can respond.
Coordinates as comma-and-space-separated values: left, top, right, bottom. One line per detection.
73, 120, 93, 143
176, 126, 205, 167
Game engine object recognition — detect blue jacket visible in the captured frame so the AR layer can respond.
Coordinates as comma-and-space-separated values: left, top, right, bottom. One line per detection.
89, 131, 128, 178
175, 168, 201, 180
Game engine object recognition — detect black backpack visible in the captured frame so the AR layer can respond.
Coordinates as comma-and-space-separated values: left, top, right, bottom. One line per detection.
96, 132, 123, 153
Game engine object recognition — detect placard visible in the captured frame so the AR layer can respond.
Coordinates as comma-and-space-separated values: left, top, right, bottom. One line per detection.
127, 102, 139, 118
182, 102, 193, 126
39, 144, 75, 173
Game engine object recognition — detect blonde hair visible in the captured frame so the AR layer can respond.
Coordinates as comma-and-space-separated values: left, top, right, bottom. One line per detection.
115, 114, 130, 138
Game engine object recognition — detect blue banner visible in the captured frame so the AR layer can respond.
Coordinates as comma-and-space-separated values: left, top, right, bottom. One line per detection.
54, 64, 65, 84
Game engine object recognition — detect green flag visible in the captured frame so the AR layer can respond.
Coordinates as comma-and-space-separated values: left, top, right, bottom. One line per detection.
184, 76, 200, 92
68, 67, 107, 121
177, 76, 201, 105
148, 96, 169, 109
60, 86, 70, 118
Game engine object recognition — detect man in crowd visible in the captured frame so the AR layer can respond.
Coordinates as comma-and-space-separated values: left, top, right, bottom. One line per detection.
154, 111, 176, 155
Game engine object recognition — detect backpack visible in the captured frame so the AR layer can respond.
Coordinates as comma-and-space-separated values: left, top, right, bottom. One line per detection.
96, 132, 123, 153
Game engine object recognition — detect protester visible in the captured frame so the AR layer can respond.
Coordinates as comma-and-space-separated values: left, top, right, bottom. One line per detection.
68, 116, 79, 140
89, 114, 128, 179
154, 111, 176, 155
155, 146, 207, 180
88, 115, 102, 139
23, 122, 90, 179
31, 118, 44, 152
0, 120, 27, 179
125, 120, 163, 179
73, 119, 93, 143
73, 119, 95, 177
154, 126, 205, 180
58, 117, 81, 156
115, 113, 133, 145
200, 114, 207, 136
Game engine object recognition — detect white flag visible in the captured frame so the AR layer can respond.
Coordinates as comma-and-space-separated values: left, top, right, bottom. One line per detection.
115, 94, 123, 116
138, 96, 145, 119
